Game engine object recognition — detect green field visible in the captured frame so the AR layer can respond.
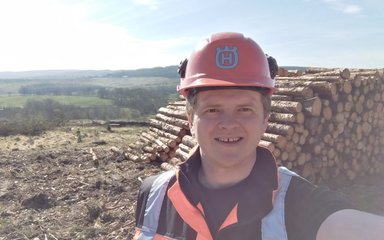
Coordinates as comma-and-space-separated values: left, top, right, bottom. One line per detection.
91, 77, 178, 88
0, 95, 113, 108
0, 76, 179, 95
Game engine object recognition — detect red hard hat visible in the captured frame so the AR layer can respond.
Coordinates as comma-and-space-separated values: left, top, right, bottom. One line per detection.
177, 32, 276, 97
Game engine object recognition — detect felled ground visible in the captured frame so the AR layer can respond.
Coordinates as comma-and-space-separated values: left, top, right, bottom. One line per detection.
0, 125, 383, 240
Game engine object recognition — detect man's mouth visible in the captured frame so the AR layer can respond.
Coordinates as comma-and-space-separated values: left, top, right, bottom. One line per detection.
215, 137, 242, 143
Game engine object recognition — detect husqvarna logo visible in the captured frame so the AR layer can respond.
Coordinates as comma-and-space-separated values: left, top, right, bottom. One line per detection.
215, 46, 238, 69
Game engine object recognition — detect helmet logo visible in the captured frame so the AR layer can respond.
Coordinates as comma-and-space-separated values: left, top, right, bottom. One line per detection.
215, 46, 238, 69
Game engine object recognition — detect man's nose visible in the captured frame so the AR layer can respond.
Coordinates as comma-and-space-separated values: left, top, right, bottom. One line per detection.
217, 113, 238, 130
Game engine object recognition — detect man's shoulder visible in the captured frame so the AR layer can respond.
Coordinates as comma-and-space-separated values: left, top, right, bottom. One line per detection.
277, 166, 299, 177
140, 170, 177, 193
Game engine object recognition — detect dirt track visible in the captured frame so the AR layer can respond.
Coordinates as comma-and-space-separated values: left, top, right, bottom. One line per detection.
1, 126, 384, 239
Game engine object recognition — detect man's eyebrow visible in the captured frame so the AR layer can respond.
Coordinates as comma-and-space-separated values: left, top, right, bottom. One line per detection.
199, 103, 222, 108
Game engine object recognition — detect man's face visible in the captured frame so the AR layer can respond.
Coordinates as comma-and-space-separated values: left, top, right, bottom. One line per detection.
188, 89, 268, 170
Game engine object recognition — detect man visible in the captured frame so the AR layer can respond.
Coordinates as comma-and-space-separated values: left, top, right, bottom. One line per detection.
134, 32, 384, 239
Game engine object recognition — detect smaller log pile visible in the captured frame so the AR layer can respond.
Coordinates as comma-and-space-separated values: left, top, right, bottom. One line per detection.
124, 68, 384, 183
123, 101, 189, 167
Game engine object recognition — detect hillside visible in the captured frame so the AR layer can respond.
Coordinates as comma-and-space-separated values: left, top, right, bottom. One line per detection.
1, 66, 384, 239
0, 125, 162, 239
0, 66, 180, 96
0, 66, 179, 80
0, 125, 383, 239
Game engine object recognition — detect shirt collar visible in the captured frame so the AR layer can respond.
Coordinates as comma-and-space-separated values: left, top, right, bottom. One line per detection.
177, 146, 278, 216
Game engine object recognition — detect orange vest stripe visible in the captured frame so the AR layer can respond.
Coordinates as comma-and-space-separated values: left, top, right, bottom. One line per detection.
219, 203, 239, 230
168, 177, 213, 240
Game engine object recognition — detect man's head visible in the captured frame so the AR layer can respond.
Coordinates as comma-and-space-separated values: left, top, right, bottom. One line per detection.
177, 32, 278, 178
177, 32, 276, 98
177, 32, 277, 120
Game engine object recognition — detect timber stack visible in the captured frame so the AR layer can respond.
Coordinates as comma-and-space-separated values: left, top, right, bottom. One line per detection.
124, 67, 384, 183
123, 100, 190, 165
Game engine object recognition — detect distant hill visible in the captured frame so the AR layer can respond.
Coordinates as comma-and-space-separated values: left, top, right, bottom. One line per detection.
104, 66, 179, 79
0, 65, 307, 80
0, 66, 179, 80
0, 69, 109, 79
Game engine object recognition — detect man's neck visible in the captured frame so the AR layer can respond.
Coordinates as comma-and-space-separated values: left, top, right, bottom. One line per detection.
198, 155, 257, 189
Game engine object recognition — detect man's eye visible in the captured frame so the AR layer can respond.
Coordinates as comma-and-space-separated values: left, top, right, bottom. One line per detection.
206, 108, 219, 113
239, 107, 252, 112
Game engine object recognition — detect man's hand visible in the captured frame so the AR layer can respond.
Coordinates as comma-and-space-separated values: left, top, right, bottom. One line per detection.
317, 209, 384, 240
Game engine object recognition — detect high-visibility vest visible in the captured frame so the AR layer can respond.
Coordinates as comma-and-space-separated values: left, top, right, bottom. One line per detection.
134, 167, 298, 240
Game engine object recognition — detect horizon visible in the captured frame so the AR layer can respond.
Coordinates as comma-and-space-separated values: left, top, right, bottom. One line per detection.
0, 0, 383, 72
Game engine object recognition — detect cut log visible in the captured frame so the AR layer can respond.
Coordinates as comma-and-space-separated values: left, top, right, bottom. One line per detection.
158, 107, 188, 120
157, 152, 170, 162
142, 145, 156, 154
302, 97, 322, 117
259, 140, 275, 152
175, 148, 189, 162
271, 100, 303, 113
305, 68, 350, 78
161, 162, 178, 171
276, 80, 337, 99
149, 127, 181, 142
261, 133, 287, 149
277, 75, 343, 84
266, 122, 294, 136
142, 132, 175, 149
168, 100, 187, 107
343, 80, 352, 94
124, 152, 140, 162
275, 86, 313, 99
178, 143, 192, 154
182, 135, 198, 148
155, 113, 189, 129
269, 112, 305, 124
322, 106, 333, 120
314, 68, 350, 79
149, 119, 187, 137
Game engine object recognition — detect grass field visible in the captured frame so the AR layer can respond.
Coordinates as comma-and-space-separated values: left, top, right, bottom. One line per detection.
0, 76, 179, 95
91, 77, 178, 88
0, 95, 113, 108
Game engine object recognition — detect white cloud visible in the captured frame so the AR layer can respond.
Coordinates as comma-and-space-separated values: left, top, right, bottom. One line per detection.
343, 4, 361, 14
0, 0, 185, 71
321, 0, 362, 14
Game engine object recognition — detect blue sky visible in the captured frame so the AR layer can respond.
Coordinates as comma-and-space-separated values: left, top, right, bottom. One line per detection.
0, 0, 382, 71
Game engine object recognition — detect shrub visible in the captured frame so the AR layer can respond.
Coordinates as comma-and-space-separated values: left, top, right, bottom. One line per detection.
0, 115, 56, 136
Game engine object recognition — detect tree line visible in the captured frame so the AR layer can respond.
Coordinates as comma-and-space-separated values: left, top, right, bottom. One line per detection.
97, 86, 178, 115
17, 84, 178, 115
19, 83, 102, 96
1, 84, 179, 136
0, 99, 131, 136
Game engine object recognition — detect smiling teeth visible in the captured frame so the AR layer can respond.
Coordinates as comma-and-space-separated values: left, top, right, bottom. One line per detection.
218, 138, 240, 142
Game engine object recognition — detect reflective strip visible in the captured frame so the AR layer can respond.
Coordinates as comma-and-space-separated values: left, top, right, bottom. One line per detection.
137, 170, 176, 240
261, 167, 298, 240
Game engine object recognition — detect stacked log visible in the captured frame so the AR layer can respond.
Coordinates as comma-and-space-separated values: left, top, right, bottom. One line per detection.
262, 68, 384, 182
123, 101, 189, 163
272, 68, 384, 182
124, 68, 384, 183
